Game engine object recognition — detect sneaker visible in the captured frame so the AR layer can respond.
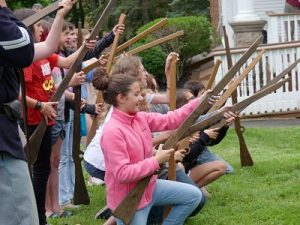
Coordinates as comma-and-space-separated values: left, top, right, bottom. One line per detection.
88, 177, 105, 186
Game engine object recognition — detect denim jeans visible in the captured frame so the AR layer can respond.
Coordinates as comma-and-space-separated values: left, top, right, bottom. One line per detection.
147, 169, 206, 225
59, 111, 75, 205
115, 179, 202, 225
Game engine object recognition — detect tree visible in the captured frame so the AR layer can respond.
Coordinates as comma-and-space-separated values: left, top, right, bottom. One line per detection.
8, 0, 51, 10
167, 0, 209, 17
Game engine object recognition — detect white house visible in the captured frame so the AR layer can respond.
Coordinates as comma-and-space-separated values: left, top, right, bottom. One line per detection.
210, 0, 300, 117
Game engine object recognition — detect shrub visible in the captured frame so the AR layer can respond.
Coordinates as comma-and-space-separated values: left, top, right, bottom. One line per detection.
132, 16, 211, 86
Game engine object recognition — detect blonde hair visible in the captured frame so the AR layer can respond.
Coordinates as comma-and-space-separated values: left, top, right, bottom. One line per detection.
111, 55, 150, 111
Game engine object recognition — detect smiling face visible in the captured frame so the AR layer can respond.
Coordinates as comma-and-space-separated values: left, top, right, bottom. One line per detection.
118, 81, 144, 114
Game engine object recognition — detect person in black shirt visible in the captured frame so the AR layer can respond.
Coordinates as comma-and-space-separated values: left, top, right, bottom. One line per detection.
0, 0, 38, 224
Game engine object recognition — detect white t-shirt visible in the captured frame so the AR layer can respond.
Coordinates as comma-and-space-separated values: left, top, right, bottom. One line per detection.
83, 106, 113, 171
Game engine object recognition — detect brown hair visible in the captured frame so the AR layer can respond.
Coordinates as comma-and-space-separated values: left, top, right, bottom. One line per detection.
111, 55, 142, 78
183, 80, 205, 97
92, 67, 137, 106
176, 89, 189, 109
146, 73, 158, 93
111, 55, 150, 111
14, 8, 35, 33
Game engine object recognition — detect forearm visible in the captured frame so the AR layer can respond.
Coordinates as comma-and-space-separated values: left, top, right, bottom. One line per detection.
60, 46, 82, 68
20, 95, 39, 109
83, 31, 114, 60
64, 90, 74, 101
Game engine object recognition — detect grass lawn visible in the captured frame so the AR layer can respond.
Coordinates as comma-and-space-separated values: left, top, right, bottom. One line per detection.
49, 126, 300, 225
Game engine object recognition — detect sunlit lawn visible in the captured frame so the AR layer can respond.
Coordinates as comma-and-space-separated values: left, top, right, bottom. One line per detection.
50, 126, 300, 225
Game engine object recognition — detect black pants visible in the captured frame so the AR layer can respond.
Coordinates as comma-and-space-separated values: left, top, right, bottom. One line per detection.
27, 125, 53, 225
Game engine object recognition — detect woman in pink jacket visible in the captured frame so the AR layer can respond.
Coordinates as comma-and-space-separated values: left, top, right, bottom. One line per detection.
95, 71, 205, 225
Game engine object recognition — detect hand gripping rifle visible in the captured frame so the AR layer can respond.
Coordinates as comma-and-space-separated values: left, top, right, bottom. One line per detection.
25, 0, 116, 165
112, 36, 262, 225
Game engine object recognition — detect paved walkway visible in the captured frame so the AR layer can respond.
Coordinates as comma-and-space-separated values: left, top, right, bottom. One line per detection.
239, 118, 300, 128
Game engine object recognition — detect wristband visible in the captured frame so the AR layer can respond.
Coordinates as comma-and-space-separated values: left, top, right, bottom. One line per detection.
34, 101, 42, 111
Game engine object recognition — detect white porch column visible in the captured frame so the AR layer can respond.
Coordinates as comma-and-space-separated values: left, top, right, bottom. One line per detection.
230, 0, 266, 47
234, 0, 260, 22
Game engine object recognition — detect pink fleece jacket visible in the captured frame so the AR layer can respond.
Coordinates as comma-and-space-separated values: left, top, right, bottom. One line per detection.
100, 98, 200, 211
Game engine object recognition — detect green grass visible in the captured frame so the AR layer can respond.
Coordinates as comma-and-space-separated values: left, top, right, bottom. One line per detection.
49, 127, 300, 225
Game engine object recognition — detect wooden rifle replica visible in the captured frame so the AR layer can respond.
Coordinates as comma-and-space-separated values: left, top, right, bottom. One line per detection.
112, 36, 262, 225
82, 30, 184, 88
223, 26, 253, 166
187, 78, 290, 136
22, 1, 61, 27
81, 18, 168, 80
173, 58, 223, 156
205, 59, 222, 90
25, 0, 116, 165
171, 49, 264, 159
71, 21, 90, 205
163, 55, 177, 217
155, 56, 300, 147
85, 13, 126, 147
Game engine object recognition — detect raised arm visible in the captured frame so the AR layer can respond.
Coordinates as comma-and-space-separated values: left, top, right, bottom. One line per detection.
33, 0, 73, 61
150, 52, 178, 104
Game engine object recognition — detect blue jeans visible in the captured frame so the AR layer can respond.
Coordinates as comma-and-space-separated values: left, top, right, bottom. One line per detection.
51, 120, 65, 145
115, 179, 202, 225
147, 169, 206, 225
197, 148, 234, 174
59, 111, 75, 205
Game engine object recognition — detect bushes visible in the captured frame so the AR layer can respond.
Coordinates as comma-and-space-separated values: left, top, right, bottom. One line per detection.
132, 16, 211, 86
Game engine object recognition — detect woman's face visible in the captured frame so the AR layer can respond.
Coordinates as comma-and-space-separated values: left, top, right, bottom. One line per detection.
120, 81, 144, 114
33, 21, 43, 42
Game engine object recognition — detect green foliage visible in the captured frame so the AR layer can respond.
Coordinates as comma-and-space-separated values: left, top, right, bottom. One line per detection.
7, 0, 51, 10
139, 46, 167, 85
167, 0, 209, 17
135, 16, 211, 84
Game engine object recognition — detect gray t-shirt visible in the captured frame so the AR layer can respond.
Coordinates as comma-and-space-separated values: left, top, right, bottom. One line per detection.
52, 67, 65, 121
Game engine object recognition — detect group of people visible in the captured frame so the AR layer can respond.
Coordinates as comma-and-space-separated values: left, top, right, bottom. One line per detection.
0, 1, 238, 225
